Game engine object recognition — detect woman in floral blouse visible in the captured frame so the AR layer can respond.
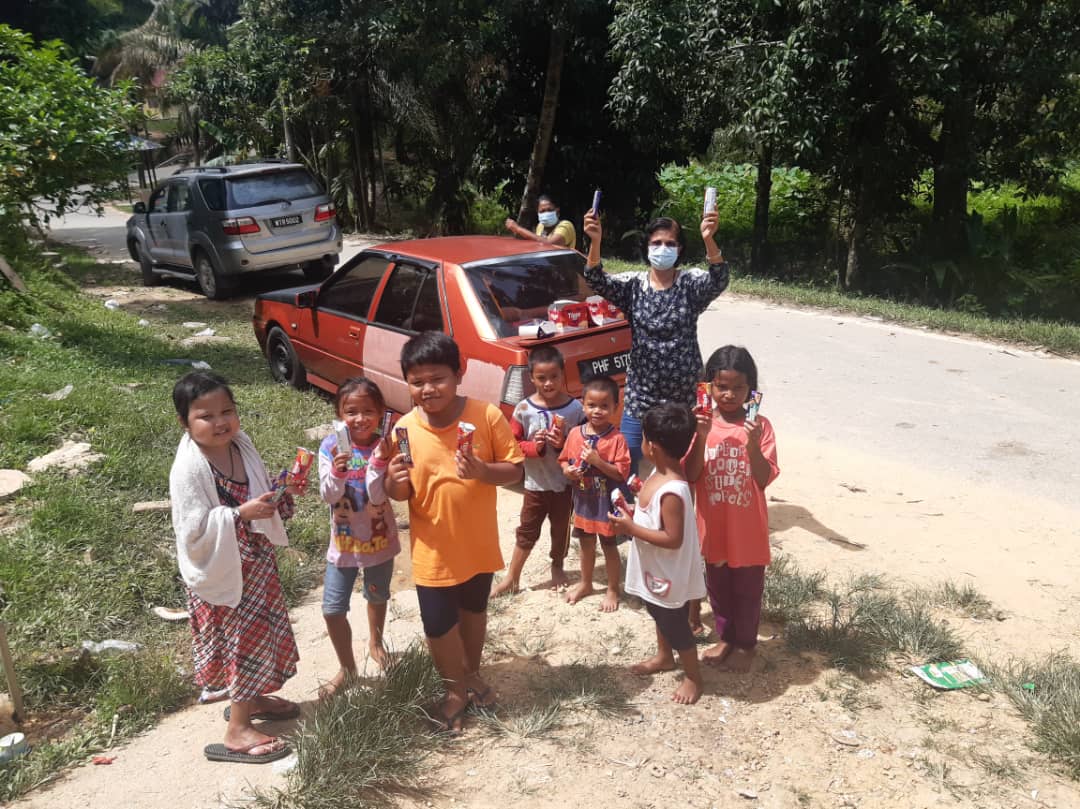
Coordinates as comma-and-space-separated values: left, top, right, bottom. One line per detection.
580, 208, 728, 472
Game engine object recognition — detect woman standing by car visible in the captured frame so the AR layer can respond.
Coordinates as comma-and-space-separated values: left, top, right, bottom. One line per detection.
505, 194, 577, 250
580, 208, 727, 472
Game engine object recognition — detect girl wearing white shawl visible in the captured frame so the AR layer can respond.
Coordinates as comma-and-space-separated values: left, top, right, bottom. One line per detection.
170, 371, 299, 765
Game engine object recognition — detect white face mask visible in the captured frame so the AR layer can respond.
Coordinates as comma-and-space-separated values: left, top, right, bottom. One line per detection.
648, 245, 679, 271
537, 211, 558, 227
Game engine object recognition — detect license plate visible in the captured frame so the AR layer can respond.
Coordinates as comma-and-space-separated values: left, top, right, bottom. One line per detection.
271, 214, 302, 227
578, 350, 631, 380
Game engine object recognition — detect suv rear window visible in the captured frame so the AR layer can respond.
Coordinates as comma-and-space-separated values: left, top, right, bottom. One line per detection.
462, 253, 592, 338
225, 169, 323, 208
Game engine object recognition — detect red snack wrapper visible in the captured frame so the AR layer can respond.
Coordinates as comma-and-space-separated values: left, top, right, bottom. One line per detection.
610, 488, 630, 517
380, 410, 394, 437
395, 426, 414, 467
547, 299, 590, 331
586, 295, 624, 326
626, 473, 643, 495
696, 382, 712, 414
457, 421, 476, 455
290, 447, 313, 487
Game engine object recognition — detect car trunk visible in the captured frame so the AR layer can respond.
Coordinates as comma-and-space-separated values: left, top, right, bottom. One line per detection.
225, 170, 333, 255
505, 322, 631, 398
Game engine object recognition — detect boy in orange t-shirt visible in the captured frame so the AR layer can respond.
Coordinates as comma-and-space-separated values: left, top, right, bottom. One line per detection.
386, 332, 524, 733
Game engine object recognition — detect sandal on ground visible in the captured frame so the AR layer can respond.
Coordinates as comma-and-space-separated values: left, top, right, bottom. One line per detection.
204, 737, 291, 764
222, 695, 301, 722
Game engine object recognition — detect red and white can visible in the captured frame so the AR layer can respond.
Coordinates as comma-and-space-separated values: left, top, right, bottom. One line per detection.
626, 473, 643, 495
610, 488, 630, 517
395, 427, 414, 467
696, 382, 712, 415
457, 421, 476, 455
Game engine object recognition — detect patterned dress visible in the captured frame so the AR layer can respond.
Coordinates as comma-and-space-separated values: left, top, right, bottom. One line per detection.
581, 262, 729, 418
187, 469, 299, 702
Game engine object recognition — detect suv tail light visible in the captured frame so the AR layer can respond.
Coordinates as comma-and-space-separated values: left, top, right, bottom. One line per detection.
314, 202, 336, 222
222, 217, 260, 235
501, 364, 533, 406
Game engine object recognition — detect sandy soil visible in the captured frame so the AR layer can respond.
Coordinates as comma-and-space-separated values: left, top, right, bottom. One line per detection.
7, 271, 1080, 808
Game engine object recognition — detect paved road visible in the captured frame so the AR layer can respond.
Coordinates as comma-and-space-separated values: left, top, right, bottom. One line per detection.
48, 209, 1080, 508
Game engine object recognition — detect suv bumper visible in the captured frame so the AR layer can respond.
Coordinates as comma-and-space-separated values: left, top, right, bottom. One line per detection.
215, 230, 343, 276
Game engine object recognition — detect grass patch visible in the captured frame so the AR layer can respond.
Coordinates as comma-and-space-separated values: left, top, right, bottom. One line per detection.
992, 652, 1080, 779
914, 580, 997, 620
601, 257, 1080, 356
246, 645, 442, 809
762, 554, 826, 623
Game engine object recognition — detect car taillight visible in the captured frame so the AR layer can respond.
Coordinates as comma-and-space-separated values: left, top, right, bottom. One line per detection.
501, 364, 534, 406
222, 217, 260, 235
314, 203, 335, 222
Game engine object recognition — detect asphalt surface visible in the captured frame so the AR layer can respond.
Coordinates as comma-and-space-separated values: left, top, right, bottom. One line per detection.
48, 208, 1080, 509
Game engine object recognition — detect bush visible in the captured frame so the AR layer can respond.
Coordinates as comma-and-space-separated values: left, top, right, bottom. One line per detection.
465, 180, 510, 235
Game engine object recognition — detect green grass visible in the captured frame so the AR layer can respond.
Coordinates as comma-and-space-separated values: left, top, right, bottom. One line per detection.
602, 257, 1080, 356
0, 246, 332, 799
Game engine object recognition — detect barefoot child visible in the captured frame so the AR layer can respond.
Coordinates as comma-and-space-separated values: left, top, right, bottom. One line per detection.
493, 345, 584, 596
684, 346, 779, 672
317, 377, 400, 695
610, 402, 705, 704
169, 372, 300, 764
385, 332, 524, 732
559, 375, 631, 612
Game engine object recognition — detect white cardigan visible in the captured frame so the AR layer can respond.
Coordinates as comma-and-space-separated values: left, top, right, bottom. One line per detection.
169, 430, 288, 608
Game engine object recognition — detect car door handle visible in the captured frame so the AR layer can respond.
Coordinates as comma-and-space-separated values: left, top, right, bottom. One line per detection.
347, 327, 361, 340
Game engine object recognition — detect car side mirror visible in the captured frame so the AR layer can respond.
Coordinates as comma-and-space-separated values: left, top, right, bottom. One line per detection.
295, 290, 316, 308
132, 202, 146, 214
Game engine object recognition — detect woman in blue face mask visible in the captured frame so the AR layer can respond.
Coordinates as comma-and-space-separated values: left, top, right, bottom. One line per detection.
504, 194, 577, 250
579, 208, 727, 475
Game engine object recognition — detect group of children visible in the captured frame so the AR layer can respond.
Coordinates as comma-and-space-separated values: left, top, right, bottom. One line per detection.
170, 331, 778, 761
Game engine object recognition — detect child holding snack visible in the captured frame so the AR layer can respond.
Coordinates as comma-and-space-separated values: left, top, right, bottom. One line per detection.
684, 346, 779, 672
385, 332, 524, 733
559, 375, 631, 612
169, 371, 300, 765
317, 377, 399, 695
609, 402, 705, 704
492, 345, 585, 596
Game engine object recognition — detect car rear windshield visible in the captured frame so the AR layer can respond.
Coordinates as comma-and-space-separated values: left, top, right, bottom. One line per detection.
462, 252, 593, 338
222, 169, 324, 209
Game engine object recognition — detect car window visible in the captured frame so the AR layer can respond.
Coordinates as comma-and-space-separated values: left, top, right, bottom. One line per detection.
318, 255, 390, 319
373, 263, 442, 332
198, 178, 226, 210
225, 169, 323, 208
462, 253, 589, 337
149, 187, 168, 213
167, 182, 193, 212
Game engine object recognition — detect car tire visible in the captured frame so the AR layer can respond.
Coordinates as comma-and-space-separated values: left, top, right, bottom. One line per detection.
266, 326, 306, 389
134, 242, 160, 287
302, 259, 333, 283
194, 250, 230, 300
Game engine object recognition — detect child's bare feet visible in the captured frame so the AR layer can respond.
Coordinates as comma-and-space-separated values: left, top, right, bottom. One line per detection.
318, 668, 354, 700
702, 641, 732, 665
672, 676, 703, 704
431, 691, 469, 733
566, 582, 594, 604
550, 564, 569, 590
716, 647, 756, 672
630, 653, 676, 675
689, 621, 709, 639
465, 672, 497, 710
490, 576, 519, 598
600, 588, 620, 612
369, 643, 390, 671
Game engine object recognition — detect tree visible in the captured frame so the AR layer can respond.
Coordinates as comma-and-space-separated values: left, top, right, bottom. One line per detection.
0, 25, 141, 238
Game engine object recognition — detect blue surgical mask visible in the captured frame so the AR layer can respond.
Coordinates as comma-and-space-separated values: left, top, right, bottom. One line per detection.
538, 211, 558, 227
648, 245, 679, 270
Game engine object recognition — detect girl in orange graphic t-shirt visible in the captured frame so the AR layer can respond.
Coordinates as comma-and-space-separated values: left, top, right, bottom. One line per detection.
684, 346, 779, 674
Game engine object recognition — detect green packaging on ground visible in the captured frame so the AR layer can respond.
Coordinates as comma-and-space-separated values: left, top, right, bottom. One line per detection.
910, 659, 988, 689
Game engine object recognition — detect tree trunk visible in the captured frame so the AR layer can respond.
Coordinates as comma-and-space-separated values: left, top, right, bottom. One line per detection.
517, 25, 568, 222
350, 91, 371, 230
750, 143, 773, 275
930, 95, 974, 259
843, 177, 873, 290
282, 98, 296, 162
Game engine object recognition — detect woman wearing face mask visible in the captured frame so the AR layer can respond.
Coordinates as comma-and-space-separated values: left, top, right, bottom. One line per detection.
504, 194, 577, 250
580, 208, 726, 473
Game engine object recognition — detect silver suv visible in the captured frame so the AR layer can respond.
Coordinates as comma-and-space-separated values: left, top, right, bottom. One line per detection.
126, 162, 342, 299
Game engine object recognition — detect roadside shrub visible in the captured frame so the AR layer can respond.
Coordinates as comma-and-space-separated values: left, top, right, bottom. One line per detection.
465, 179, 510, 235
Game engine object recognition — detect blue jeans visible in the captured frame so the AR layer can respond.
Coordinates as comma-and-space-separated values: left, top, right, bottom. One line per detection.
620, 411, 642, 477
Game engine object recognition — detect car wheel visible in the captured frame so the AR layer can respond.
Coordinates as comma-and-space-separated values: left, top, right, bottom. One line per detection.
266, 326, 306, 389
194, 250, 229, 300
302, 259, 333, 283
134, 242, 160, 286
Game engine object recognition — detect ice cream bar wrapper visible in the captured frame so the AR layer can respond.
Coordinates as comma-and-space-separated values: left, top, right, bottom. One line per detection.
577, 435, 597, 469
586, 295, 624, 326
547, 299, 590, 332
746, 390, 763, 421
290, 447, 313, 488
696, 382, 712, 414
333, 420, 351, 454
704, 186, 717, 215
610, 488, 629, 517
537, 410, 551, 431
269, 469, 289, 502
395, 427, 414, 467
518, 319, 556, 338
626, 473, 643, 495
551, 413, 564, 433
380, 410, 394, 437
592, 189, 602, 214
457, 421, 476, 455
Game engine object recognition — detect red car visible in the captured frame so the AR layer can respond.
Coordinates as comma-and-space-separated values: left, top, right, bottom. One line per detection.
252, 237, 631, 417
